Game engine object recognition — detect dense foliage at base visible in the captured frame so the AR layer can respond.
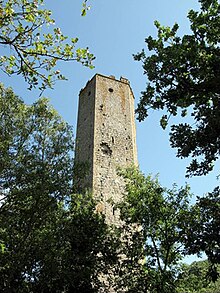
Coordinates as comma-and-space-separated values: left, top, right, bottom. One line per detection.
177, 261, 220, 293
114, 167, 220, 293
0, 85, 118, 292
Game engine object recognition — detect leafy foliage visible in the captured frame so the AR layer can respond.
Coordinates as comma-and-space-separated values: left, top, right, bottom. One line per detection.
0, 0, 95, 91
116, 167, 193, 293
133, 0, 220, 286
0, 84, 118, 292
115, 167, 220, 292
177, 260, 220, 293
134, 0, 220, 177
182, 187, 220, 282
81, 0, 92, 17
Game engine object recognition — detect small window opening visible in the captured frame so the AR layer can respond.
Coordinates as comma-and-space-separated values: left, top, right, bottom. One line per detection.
88, 91, 91, 96
113, 206, 115, 215
108, 88, 114, 93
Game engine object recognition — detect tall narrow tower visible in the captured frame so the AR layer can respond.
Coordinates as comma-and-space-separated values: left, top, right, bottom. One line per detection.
75, 74, 138, 223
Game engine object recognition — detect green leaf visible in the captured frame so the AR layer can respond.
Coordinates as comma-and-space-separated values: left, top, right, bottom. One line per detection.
160, 115, 168, 130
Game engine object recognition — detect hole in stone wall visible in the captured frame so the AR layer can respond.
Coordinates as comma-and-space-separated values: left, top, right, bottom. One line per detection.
100, 142, 112, 156
88, 91, 91, 96
99, 104, 103, 111
111, 136, 114, 144
108, 88, 113, 93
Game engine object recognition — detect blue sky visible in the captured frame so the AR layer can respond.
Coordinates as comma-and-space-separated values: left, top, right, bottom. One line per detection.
1, 0, 218, 200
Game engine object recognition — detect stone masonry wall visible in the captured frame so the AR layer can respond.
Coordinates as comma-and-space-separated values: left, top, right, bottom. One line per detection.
74, 77, 96, 190
75, 74, 138, 224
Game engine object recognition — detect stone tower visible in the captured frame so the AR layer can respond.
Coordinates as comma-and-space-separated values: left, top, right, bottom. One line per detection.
75, 74, 138, 223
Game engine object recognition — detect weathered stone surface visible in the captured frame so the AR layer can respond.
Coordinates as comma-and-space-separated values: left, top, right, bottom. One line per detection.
75, 74, 138, 224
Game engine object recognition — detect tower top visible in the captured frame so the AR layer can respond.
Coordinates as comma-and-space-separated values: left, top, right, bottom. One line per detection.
79, 73, 135, 98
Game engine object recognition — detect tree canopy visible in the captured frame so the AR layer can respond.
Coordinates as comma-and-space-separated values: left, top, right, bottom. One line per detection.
133, 1, 220, 281
115, 166, 220, 292
134, 0, 220, 177
0, 84, 118, 292
177, 260, 220, 293
116, 167, 192, 293
183, 187, 220, 282
0, 0, 95, 91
